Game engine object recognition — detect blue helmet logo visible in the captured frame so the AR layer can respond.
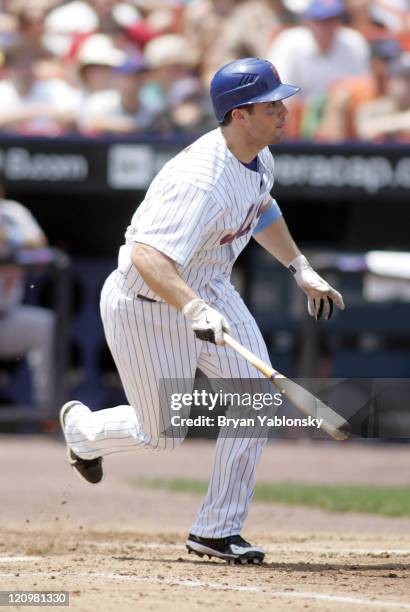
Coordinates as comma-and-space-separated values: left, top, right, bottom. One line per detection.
210, 58, 300, 123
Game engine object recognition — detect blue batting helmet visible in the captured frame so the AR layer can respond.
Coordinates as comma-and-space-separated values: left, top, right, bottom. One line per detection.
210, 58, 300, 123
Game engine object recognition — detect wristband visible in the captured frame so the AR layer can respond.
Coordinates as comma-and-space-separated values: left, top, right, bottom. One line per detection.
253, 199, 282, 235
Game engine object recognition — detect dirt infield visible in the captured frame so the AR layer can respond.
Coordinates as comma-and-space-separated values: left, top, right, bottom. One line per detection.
1, 437, 410, 611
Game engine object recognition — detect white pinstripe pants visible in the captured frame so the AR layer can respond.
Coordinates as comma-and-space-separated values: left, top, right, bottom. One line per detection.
64, 271, 272, 538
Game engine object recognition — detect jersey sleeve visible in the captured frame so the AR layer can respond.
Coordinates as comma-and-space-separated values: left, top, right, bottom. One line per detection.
132, 180, 223, 266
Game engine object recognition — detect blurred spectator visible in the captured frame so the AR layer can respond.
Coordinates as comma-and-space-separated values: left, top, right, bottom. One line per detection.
318, 38, 402, 140
75, 33, 126, 95
143, 1, 183, 36
345, 0, 390, 41
0, 177, 55, 409
42, 1, 98, 58
141, 33, 200, 120
0, 0, 406, 139
168, 76, 215, 132
371, 0, 410, 33
0, 12, 19, 51
267, 0, 370, 99
13, 1, 57, 55
11, 2, 71, 82
0, 43, 80, 134
267, 0, 370, 138
183, 0, 238, 84
355, 51, 410, 140
219, 0, 283, 60
345, 0, 410, 53
99, 4, 157, 54
185, 0, 283, 85
78, 56, 156, 134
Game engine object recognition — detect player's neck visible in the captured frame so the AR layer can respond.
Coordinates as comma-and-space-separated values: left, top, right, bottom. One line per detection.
221, 127, 262, 164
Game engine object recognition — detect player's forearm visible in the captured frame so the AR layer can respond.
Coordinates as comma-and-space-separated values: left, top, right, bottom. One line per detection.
131, 242, 197, 310
253, 216, 300, 267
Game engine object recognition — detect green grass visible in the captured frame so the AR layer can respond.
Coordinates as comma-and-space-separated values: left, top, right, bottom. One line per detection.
134, 477, 410, 517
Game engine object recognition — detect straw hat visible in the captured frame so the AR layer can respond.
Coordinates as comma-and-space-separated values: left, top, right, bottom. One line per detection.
144, 34, 199, 69
77, 34, 126, 68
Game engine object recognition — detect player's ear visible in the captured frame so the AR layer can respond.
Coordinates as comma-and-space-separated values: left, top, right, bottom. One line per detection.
231, 107, 247, 124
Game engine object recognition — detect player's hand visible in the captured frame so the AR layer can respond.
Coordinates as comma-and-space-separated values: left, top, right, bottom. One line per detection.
289, 255, 345, 320
182, 298, 231, 345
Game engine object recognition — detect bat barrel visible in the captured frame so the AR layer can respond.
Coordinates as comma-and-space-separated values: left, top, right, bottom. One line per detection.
224, 333, 349, 442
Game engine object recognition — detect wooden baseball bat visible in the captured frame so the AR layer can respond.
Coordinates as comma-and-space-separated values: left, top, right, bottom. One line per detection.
223, 333, 349, 441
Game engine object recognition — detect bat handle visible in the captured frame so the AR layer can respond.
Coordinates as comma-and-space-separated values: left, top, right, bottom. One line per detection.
223, 333, 278, 379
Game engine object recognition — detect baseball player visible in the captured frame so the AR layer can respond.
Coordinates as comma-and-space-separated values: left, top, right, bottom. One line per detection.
60, 58, 344, 564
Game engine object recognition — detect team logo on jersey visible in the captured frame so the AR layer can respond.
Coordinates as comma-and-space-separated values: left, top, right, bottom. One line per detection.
220, 203, 263, 245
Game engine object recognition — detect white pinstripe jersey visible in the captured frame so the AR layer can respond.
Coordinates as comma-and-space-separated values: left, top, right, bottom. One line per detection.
116, 128, 279, 302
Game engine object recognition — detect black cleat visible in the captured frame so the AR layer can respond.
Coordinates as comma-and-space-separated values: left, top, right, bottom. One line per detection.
186, 533, 264, 564
60, 401, 103, 485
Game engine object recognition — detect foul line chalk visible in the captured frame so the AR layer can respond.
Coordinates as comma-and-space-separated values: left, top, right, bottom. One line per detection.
1, 569, 409, 609
0, 556, 42, 563
83, 540, 410, 556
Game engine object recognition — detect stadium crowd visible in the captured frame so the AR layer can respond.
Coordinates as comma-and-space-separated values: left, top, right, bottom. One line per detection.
0, 0, 408, 141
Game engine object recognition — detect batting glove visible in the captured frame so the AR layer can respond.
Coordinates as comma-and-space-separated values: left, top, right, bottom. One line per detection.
289, 254, 345, 320
183, 298, 231, 345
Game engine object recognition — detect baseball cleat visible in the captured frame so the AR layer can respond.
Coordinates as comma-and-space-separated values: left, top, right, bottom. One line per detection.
60, 401, 103, 485
186, 533, 265, 564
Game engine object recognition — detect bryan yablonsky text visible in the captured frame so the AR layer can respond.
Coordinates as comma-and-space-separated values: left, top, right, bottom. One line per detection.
170, 414, 324, 430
